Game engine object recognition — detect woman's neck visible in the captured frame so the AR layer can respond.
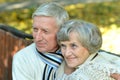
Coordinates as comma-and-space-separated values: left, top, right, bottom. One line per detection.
64, 63, 75, 75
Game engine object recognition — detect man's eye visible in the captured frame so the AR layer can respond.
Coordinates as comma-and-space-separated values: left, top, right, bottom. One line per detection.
33, 28, 38, 32
43, 29, 49, 33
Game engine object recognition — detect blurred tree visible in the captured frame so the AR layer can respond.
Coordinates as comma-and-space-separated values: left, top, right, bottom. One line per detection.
0, 0, 118, 11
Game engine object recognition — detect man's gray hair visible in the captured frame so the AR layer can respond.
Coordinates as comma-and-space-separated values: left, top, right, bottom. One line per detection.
32, 2, 69, 27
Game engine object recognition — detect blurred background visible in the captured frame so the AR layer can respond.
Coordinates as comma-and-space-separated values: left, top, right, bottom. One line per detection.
0, 0, 120, 80
0, 0, 120, 54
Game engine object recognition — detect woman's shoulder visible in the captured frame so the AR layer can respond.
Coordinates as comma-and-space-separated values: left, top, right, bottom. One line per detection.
97, 50, 120, 66
98, 49, 120, 57
55, 61, 65, 79
69, 60, 119, 80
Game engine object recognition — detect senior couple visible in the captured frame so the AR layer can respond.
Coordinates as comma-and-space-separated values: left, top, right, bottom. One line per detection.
12, 2, 120, 80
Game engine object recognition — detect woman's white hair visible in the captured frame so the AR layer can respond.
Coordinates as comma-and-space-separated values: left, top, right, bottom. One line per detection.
57, 19, 102, 54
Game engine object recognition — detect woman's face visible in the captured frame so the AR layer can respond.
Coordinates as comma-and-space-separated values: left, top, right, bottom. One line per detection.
60, 32, 90, 68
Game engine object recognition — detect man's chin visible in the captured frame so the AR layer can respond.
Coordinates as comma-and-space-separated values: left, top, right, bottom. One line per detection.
36, 46, 47, 53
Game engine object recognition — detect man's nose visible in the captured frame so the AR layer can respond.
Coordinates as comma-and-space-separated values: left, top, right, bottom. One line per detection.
36, 31, 43, 41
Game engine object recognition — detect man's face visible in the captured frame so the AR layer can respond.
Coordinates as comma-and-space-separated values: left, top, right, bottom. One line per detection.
32, 16, 59, 53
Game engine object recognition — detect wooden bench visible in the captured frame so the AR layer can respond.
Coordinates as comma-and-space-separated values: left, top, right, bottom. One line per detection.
0, 24, 33, 80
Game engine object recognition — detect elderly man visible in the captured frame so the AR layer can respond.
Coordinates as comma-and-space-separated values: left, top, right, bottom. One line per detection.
12, 2, 69, 80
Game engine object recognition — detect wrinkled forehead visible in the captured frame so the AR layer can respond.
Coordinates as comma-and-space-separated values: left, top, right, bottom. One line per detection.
62, 30, 79, 41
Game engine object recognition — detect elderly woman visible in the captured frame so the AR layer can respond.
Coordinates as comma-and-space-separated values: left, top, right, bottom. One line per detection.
55, 19, 120, 80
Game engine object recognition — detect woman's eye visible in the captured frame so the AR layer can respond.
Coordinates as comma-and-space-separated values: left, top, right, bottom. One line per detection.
43, 30, 48, 33
71, 44, 77, 48
60, 44, 66, 49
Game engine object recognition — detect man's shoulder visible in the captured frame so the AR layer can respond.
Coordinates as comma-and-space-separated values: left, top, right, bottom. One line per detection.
12, 43, 45, 65
16, 43, 35, 53
13, 43, 36, 59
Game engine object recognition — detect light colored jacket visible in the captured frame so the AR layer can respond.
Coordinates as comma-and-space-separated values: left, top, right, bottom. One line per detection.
12, 43, 46, 80
55, 51, 120, 80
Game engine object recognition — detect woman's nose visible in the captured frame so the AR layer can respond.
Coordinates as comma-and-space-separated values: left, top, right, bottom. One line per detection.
64, 48, 72, 56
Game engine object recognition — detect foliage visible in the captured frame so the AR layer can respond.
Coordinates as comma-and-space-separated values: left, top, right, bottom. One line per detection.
65, 1, 120, 54
0, 0, 24, 3
0, 1, 120, 53
0, 1, 120, 34
65, 1, 120, 28
0, 8, 34, 34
